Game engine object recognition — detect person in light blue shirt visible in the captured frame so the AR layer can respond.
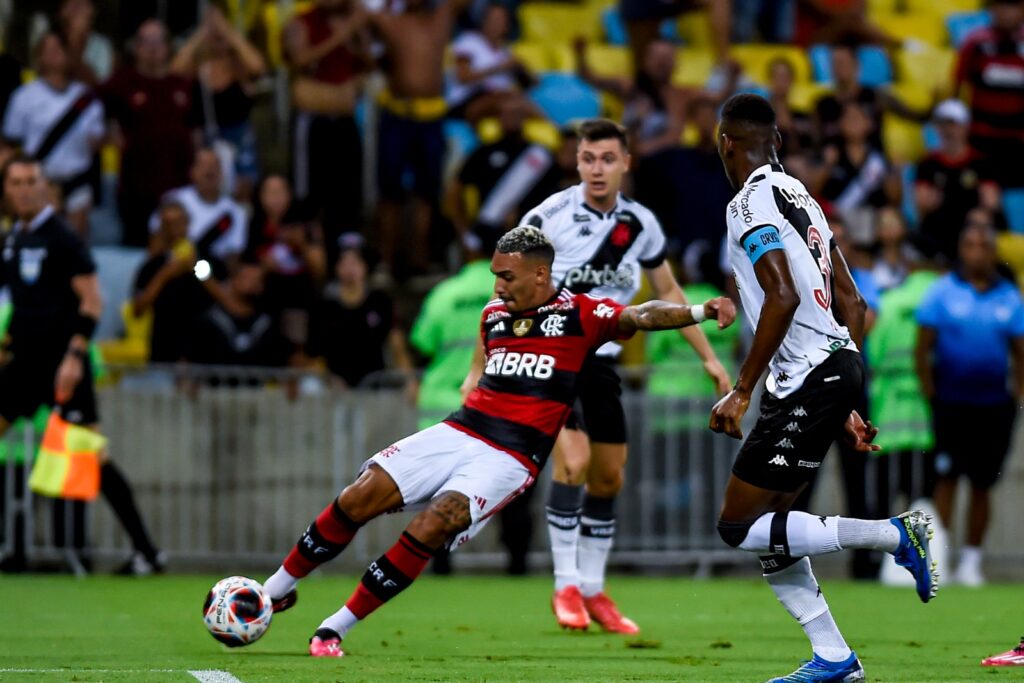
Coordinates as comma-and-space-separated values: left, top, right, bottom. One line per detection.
915, 223, 1024, 587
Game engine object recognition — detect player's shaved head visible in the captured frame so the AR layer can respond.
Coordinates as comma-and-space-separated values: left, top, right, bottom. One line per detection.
717, 94, 782, 191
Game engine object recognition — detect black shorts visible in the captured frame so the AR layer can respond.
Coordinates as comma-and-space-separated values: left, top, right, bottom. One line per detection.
0, 350, 98, 426
732, 350, 864, 493
932, 399, 1016, 490
564, 355, 627, 444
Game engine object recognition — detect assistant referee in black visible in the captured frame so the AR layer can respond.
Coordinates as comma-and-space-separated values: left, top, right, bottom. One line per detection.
0, 155, 162, 574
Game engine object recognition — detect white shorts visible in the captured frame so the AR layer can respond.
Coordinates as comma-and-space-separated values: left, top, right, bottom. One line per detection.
363, 422, 535, 550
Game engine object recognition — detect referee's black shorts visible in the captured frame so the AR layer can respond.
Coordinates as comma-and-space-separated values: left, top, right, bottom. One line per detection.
0, 348, 98, 426
564, 355, 627, 444
732, 350, 864, 493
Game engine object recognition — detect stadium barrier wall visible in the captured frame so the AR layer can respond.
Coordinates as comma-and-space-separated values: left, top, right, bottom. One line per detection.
1, 365, 1022, 578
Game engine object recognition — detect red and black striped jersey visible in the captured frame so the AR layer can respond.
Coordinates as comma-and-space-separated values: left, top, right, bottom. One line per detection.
445, 289, 632, 475
955, 26, 1024, 142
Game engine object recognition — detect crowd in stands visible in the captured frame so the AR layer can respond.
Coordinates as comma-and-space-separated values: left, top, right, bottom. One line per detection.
0, 0, 1023, 576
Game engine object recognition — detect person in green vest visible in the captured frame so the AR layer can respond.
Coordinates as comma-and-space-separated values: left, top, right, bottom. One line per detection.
408, 227, 534, 575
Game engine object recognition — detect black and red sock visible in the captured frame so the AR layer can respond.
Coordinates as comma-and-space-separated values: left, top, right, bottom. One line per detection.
344, 531, 434, 619
283, 501, 363, 577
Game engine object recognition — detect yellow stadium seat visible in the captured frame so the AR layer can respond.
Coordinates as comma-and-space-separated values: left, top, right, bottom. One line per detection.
869, 0, 981, 13
789, 82, 832, 113
730, 45, 812, 86
895, 47, 956, 97
675, 10, 711, 48
585, 44, 633, 79
519, 3, 603, 44
882, 114, 926, 164
548, 45, 577, 73
511, 42, 553, 73
888, 81, 934, 113
98, 302, 151, 366
671, 48, 714, 87
477, 117, 561, 150
871, 12, 947, 47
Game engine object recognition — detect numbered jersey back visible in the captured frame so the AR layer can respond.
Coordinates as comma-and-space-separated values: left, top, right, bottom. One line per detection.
725, 163, 857, 398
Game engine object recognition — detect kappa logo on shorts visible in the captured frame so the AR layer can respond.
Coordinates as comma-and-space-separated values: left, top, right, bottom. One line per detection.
790, 406, 808, 417
775, 438, 795, 449
474, 495, 487, 510
769, 454, 789, 466
783, 422, 801, 432
798, 460, 822, 469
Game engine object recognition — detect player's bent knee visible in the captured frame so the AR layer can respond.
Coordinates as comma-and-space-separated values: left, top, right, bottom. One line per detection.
409, 491, 473, 548
717, 519, 753, 548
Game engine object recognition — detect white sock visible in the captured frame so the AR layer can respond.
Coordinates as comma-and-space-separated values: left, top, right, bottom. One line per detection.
837, 518, 901, 552
264, 566, 298, 600
549, 525, 580, 591
319, 605, 360, 639
738, 511, 842, 556
578, 521, 613, 597
765, 557, 851, 663
546, 482, 583, 591
960, 545, 982, 570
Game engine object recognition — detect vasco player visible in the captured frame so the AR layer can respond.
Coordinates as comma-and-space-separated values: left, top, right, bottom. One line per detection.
521, 119, 731, 633
261, 226, 735, 657
710, 94, 937, 683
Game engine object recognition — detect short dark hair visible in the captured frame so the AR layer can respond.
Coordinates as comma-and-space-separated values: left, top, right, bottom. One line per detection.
578, 119, 629, 149
721, 93, 776, 128
496, 225, 555, 267
2, 153, 44, 184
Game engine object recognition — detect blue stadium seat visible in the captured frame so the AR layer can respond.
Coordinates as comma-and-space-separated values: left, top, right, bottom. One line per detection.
529, 73, 601, 126
1005, 189, 1024, 234
902, 164, 919, 228
444, 119, 480, 166
809, 44, 893, 86
602, 7, 628, 46
947, 11, 990, 47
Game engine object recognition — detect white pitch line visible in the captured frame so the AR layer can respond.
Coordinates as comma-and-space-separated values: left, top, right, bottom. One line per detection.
0, 669, 179, 674
188, 670, 245, 683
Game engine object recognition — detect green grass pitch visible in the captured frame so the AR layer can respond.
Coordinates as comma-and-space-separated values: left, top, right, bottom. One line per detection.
0, 574, 1021, 682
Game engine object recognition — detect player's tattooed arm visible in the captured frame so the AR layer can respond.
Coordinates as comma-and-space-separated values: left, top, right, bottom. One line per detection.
618, 297, 735, 333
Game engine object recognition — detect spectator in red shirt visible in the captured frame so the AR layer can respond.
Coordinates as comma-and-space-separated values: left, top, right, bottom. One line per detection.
915, 99, 1003, 264
954, 0, 1024, 188
102, 20, 195, 247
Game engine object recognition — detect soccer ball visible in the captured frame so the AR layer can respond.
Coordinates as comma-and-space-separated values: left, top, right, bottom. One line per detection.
202, 576, 273, 647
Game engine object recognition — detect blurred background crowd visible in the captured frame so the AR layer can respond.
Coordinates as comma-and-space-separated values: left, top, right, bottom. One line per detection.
1, 0, 1023, 579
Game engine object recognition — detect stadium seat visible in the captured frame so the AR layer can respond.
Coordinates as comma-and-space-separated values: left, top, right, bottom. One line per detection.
671, 48, 714, 87
871, 12, 946, 48
947, 11, 990, 47
529, 73, 601, 125
810, 44, 893, 86
882, 114, 926, 164
789, 82, 831, 113
602, 6, 629, 46
675, 10, 711, 48
730, 45, 812, 86
97, 302, 151, 366
548, 44, 577, 73
895, 47, 956, 97
900, 164, 918, 228
888, 81, 933, 112
1005, 190, 1024, 234
511, 42, 553, 74
519, 3, 603, 44
585, 44, 633, 79
478, 117, 561, 150
444, 118, 480, 163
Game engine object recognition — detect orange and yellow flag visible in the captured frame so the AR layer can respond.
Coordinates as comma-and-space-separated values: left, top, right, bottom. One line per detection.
28, 412, 105, 501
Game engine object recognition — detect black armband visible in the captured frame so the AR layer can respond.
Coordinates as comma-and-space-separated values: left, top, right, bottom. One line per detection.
72, 312, 98, 340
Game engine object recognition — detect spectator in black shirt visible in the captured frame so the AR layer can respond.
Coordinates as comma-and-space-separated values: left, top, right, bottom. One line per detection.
446, 97, 560, 247
0, 156, 162, 574
132, 199, 224, 363
915, 99, 1002, 265
185, 259, 291, 369
307, 234, 415, 390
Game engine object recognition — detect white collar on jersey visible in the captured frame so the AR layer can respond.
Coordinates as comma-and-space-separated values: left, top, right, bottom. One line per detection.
743, 162, 785, 187
14, 204, 55, 233
574, 182, 620, 219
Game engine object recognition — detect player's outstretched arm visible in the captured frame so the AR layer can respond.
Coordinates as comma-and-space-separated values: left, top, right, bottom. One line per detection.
710, 249, 798, 439
618, 297, 736, 333
459, 338, 486, 400
830, 244, 868, 349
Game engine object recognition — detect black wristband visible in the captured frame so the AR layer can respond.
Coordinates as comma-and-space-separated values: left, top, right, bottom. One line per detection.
67, 347, 88, 361
72, 312, 98, 340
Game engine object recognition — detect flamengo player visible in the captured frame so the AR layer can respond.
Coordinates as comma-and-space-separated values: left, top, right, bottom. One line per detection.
262, 226, 735, 657
709, 94, 937, 683
522, 119, 731, 634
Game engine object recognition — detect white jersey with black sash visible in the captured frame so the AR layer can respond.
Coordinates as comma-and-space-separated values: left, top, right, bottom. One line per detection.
725, 163, 857, 398
1, 79, 104, 183
150, 185, 247, 261
521, 183, 666, 357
